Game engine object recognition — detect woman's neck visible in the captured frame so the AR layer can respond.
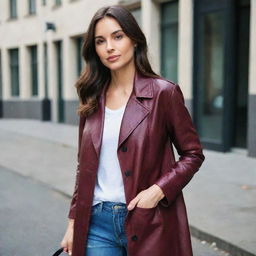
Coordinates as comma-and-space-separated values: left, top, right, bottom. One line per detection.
109, 63, 136, 93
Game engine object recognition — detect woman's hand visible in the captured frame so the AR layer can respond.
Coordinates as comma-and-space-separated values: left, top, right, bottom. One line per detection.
60, 219, 74, 255
127, 184, 165, 210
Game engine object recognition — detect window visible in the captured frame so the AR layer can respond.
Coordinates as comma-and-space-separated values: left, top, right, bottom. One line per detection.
9, 0, 17, 19
29, 45, 38, 96
29, 0, 36, 14
55, 0, 62, 6
161, 1, 178, 83
55, 41, 64, 122
42, 0, 47, 6
131, 8, 141, 28
76, 37, 85, 76
43, 43, 48, 98
9, 49, 19, 97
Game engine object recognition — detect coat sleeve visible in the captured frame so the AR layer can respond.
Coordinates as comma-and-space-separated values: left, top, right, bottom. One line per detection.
155, 83, 205, 207
68, 114, 86, 219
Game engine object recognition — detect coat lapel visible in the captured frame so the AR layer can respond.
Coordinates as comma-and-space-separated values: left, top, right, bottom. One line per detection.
88, 70, 153, 159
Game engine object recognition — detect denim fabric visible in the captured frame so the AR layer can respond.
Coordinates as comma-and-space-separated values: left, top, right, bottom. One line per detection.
85, 201, 129, 256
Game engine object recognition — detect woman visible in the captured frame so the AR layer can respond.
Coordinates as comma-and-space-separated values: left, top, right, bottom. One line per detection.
61, 5, 205, 256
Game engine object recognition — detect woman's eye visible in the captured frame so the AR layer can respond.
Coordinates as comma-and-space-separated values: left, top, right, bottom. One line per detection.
115, 34, 123, 40
96, 40, 104, 45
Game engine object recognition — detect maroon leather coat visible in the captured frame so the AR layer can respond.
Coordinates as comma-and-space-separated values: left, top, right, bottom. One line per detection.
68, 71, 205, 256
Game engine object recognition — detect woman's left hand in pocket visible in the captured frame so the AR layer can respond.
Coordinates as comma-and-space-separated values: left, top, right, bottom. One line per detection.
127, 184, 165, 210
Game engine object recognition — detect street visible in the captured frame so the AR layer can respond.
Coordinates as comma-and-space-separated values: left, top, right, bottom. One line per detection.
0, 165, 230, 256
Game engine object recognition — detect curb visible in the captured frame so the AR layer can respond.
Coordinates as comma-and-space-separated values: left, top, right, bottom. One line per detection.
190, 225, 256, 256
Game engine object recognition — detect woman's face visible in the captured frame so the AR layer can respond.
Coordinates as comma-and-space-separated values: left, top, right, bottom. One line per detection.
94, 17, 135, 71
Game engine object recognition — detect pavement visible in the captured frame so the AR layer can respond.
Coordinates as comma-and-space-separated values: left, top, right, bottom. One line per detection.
0, 165, 69, 256
0, 118, 255, 256
0, 165, 230, 256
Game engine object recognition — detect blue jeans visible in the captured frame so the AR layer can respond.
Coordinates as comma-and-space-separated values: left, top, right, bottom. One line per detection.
85, 201, 128, 256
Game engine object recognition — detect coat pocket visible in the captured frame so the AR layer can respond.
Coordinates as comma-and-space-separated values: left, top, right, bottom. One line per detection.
131, 205, 164, 242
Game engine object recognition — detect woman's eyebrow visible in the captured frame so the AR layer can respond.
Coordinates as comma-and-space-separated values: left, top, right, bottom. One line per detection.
95, 29, 123, 39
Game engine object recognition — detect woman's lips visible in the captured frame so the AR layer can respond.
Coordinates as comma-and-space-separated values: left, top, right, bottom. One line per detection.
107, 55, 120, 62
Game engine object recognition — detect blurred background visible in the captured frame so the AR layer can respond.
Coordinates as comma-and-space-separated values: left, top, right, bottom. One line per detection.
0, 0, 255, 256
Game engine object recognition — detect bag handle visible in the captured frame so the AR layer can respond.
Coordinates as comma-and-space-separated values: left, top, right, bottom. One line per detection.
52, 248, 64, 256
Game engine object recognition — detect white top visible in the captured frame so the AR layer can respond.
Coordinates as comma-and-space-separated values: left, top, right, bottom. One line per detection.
92, 103, 127, 206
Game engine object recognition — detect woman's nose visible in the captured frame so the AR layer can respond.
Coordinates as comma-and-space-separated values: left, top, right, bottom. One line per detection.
106, 40, 114, 52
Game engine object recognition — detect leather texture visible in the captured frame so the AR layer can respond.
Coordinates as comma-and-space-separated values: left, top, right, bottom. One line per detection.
68, 71, 205, 256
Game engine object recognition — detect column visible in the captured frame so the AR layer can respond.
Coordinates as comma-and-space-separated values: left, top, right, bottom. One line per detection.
248, 0, 256, 157
1, 47, 11, 100
141, 0, 160, 74
63, 36, 79, 123
178, 0, 194, 113
63, 36, 77, 100
47, 33, 58, 122
20, 45, 30, 99
38, 41, 45, 99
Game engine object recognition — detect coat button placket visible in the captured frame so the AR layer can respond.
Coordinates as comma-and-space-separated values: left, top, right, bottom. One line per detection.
131, 235, 138, 241
125, 170, 132, 177
121, 145, 128, 152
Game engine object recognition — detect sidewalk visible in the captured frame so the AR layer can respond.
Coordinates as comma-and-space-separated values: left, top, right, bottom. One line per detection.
0, 118, 255, 256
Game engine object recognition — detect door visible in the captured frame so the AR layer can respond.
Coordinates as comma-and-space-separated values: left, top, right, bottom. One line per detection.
193, 0, 240, 152
55, 41, 64, 123
233, 0, 250, 148
193, 0, 250, 151
161, 1, 179, 83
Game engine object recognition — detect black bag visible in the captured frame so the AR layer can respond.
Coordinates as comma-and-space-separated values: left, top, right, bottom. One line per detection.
52, 248, 64, 256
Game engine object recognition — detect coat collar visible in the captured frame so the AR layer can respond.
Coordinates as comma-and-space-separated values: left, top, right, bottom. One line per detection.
87, 70, 153, 159
100, 70, 154, 100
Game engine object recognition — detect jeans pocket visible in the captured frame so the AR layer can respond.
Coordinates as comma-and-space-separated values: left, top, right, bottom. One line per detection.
91, 202, 103, 216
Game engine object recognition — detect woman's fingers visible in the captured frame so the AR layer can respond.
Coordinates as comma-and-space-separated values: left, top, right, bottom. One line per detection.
60, 241, 72, 255
60, 240, 68, 253
129, 186, 162, 209
60, 226, 73, 255
67, 241, 73, 255
127, 193, 142, 210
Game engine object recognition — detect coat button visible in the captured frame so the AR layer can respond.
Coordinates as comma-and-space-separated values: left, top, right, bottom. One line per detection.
121, 145, 127, 152
131, 235, 138, 241
125, 170, 131, 177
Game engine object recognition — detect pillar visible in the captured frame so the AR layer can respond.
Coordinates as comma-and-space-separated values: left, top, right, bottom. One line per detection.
178, 0, 194, 113
141, 0, 161, 74
248, 0, 256, 157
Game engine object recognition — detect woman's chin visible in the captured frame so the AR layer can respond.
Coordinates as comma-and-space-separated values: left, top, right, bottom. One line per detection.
107, 63, 133, 72
107, 65, 124, 72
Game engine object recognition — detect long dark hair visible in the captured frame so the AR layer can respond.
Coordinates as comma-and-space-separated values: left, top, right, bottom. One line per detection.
76, 5, 159, 117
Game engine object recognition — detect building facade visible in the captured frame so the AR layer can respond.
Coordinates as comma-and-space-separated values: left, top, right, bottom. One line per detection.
0, 0, 255, 157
